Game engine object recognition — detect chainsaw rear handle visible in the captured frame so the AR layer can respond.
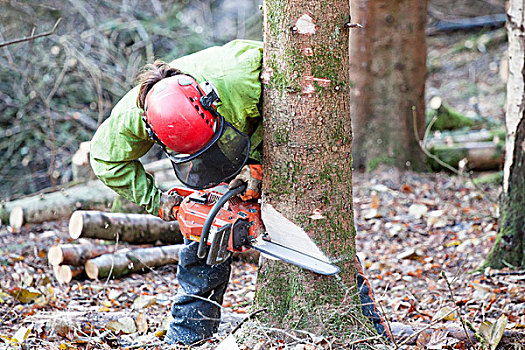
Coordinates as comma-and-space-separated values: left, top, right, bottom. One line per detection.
198, 183, 247, 259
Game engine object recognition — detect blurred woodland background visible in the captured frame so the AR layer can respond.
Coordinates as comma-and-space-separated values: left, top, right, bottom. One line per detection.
0, 0, 510, 199
0, 0, 262, 197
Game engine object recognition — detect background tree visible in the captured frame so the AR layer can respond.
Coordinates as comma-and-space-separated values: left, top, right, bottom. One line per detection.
484, 0, 525, 269
255, 0, 371, 338
349, 0, 428, 171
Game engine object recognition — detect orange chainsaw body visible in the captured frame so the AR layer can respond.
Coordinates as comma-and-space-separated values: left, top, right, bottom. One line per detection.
170, 184, 264, 253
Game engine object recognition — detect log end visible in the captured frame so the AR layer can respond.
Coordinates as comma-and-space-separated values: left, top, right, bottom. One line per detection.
48, 245, 64, 266
9, 206, 24, 230
53, 265, 72, 284
85, 260, 98, 280
69, 211, 84, 239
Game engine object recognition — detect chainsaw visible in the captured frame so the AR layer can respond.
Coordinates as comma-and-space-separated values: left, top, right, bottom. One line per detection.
168, 183, 340, 275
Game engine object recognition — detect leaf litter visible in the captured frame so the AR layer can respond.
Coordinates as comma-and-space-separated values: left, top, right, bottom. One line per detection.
0, 170, 523, 349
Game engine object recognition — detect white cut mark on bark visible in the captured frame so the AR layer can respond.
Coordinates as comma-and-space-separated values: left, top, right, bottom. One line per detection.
260, 67, 274, 84
261, 202, 329, 262
295, 14, 316, 35
302, 47, 313, 56
309, 208, 325, 220
313, 77, 332, 87
301, 76, 332, 94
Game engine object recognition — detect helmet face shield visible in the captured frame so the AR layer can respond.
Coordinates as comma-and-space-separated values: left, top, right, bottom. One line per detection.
168, 121, 250, 189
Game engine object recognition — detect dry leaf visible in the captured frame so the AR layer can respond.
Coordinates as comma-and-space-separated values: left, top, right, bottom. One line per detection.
409, 204, 428, 218
432, 307, 457, 321
216, 334, 240, 350
117, 316, 136, 334
135, 313, 148, 334
479, 314, 508, 350
10, 288, 41, 303
133, 295, 157, 309
11, 326, 32, 343
371, 192, 380, 209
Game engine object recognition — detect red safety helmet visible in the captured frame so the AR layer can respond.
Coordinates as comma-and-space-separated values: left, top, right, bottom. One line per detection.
143, 75, 219, 154
142, 74, 251, 189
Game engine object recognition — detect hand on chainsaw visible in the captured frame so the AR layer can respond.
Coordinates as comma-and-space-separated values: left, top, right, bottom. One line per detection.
228, 164, 262, 201
158, 191, 184, 221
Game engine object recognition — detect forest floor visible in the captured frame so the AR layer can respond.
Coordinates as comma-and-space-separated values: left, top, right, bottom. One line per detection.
1, 21, 523, 350
1, 169, 523, 350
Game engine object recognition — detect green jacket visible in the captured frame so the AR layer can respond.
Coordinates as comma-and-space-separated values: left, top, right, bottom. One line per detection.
90, 40, 263, 215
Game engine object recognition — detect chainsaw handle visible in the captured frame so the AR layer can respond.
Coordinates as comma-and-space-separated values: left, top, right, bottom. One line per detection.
197, 183, 247, 259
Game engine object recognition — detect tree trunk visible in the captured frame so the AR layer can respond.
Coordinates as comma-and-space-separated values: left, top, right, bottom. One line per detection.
48, 243, 117, 266
85, 245, 182, 280
484, 0, 525, 269
350, 0, 427, 170
69, 210, 182, 244
256, 0, 366, 336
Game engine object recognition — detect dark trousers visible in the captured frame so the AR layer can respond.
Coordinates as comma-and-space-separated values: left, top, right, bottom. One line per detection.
166, 240, 232, 345
166, 242, 390, 344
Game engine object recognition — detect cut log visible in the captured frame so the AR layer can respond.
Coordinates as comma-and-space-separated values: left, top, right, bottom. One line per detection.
428, 141, 504, 171
72, 141, 95, 182
1, 180, 116, 230
69, 210, 182, 244
85, 245, 183, 280
52, 265, 84, 284
48, 243, 116, 266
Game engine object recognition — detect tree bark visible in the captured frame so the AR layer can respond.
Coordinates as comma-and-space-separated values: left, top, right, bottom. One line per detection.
69, 210, 182, 244
350, 0, 427, 170
1, 180, 116, 229
48, 243, 117, 266
485, 0, 525, 269
256, 0, 366, 336
85, 245, 182, 280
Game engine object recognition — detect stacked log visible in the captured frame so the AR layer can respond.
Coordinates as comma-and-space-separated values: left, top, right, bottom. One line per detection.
1, 180, 117, 230
84, 245, 182, 280
43, 211, 185, 283
69, 210, 182, 244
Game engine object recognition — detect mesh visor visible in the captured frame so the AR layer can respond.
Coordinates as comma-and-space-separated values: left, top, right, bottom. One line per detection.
170, 122, 250, 189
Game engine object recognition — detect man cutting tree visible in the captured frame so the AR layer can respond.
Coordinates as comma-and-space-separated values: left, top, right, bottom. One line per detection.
90, 39, 390, 345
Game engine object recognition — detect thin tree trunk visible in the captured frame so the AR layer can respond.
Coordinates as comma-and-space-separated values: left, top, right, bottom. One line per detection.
484, 0, 525, 268
69, 210, 182, 244
256, 0, 366, 335
350, 0, 427, 170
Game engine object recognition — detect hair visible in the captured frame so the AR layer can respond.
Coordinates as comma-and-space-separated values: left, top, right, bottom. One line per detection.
136, 60, 184, 110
